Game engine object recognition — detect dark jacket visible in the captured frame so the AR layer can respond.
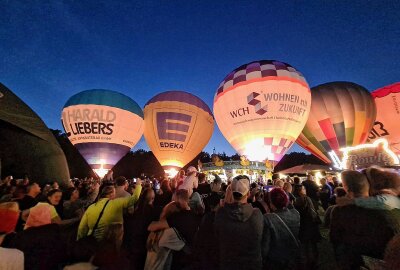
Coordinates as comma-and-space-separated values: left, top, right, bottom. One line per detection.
215, 203, 264, 270
262, 208, 300, 269
330, 205, 400, 270
302, 180, 319, 206
193, 211, 219, 270
293, 196, 321, 243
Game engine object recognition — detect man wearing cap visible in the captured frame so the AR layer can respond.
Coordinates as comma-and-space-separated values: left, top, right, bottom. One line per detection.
214, 175, 264, 270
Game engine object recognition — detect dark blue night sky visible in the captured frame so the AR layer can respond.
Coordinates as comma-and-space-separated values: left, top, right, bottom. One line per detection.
1, 0, 399, 155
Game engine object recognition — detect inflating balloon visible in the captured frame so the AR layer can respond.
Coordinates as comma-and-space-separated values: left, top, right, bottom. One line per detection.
368, 83, 400, 155
296, 82, 376, 163
213, 60, 311, 164
61, 89, 144, 177
143, 91, 214, 177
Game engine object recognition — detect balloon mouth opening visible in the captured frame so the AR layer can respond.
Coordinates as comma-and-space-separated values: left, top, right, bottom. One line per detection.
163, 166, 181, 178
92, 161, 112, 178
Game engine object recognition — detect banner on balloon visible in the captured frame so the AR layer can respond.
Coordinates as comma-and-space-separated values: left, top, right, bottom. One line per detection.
62, 104, 142, 148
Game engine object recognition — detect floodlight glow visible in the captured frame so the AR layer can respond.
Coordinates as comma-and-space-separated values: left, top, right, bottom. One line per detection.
329, 151, 343, 170
165, 168, 178, 178
93, 162, 108, 178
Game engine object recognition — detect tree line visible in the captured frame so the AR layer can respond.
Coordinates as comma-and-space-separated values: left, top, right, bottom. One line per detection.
51, 129, 325, 179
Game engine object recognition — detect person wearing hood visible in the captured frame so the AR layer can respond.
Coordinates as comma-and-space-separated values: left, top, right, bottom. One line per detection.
214, 175, 264, 270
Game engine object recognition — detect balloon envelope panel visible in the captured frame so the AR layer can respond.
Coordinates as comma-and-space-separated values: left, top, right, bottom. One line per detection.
368, 83, 400, 155
213, 60, 311, 163
144, 91, 214, 169
296, 82, 376, 163
61, 89, 144, 173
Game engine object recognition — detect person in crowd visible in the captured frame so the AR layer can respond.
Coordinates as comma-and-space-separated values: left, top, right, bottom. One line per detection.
214, 175, 264, 270
302, 174, 320, 210
178, 166, 199, 196
0, 185, 17, 202
293, 184, 321, 270
251, 188, 270, 214
0, 202, 20, 235
92, 223, 129, 270
0, 202, 24, 270
124, 188, 159, 270
203, 174, 223, 212
196, 172, 211, 197
332, 176, 340, 188
24, 189, 63, 229
263, 188, 300, 270
274, 179, 285, 188
104, 170, 114, 181
222, 184, 234, 205
319, 178, 333, 210
193, 191, 221, 270
77, 179, 142, 242
175, 169, 186, 189
115, 176, 131, 198
15, 182, 41, 230
361, 167, 400, 209
51, 181, 60, 190
283, 181, 296, 206
148, 189, 202, 269
17, 182, 40, 211
12, 186, 26, 201
36, 183, 52, 202
154, 179, 173, 210
324, 187, 346, 228
330, 170, 400, 270
384, 234, 400, 270
63, 182, 99, 219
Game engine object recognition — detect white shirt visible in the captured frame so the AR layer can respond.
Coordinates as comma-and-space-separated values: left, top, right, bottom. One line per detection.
178, 174, 199, 196
0, 247, 24, 270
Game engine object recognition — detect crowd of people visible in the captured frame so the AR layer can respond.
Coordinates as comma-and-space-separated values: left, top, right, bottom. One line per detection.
0, 165, 400, 270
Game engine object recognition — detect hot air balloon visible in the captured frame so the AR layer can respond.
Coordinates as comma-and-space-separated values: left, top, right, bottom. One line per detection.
143, 91, 214, 177
61, 89, 144, 178
296, 82, 377, 163
213, 60, 311, 165
368, 83, 400, 155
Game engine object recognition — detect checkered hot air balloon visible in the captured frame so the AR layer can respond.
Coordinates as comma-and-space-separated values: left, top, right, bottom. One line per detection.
143, 91, 214, 175
61, 89, 144, 177
368, 83, 400, 156
213, 60, 311, 165
296, 82, 377, 163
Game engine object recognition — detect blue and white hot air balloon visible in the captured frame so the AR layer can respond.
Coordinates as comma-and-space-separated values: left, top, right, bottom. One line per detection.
61, 89, 144, 178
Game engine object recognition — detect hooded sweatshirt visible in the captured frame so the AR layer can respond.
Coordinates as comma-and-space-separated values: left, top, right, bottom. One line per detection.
215, 202, 264, 270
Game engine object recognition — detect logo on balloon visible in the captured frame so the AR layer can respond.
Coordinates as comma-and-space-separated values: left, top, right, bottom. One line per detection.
247, 92, 268, 115
157, 112, 192, 150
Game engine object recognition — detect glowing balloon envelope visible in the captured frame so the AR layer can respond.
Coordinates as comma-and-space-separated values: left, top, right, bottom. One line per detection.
143, 91, 214, 175
213, 60, 311, 164
368, 83, 400, 155
61, 89, 144, 177
296, 82, 377, 163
